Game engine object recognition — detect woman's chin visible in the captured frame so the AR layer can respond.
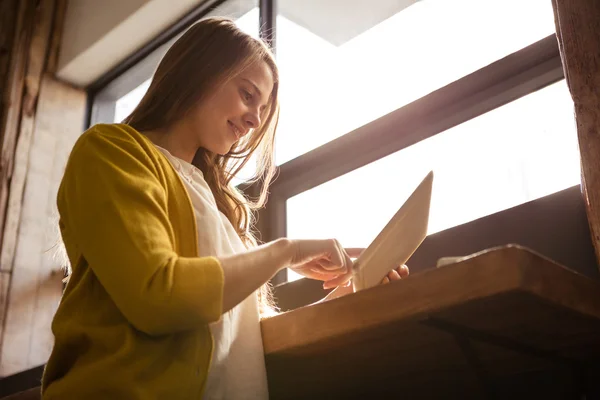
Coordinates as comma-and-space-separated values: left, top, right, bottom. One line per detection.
217, 144, 234, 156
204, 141, 234, 156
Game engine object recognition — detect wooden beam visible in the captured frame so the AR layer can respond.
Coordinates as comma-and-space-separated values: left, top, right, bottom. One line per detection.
0, 0, 36, 267
0, 270, 9, 348
551, 0, 600, 268
1, 0, 56, 274
45, 0, 66, 74
0, 0, 20, 108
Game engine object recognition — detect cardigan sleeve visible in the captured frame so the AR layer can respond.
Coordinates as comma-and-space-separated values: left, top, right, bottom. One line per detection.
57, 126, 224, 335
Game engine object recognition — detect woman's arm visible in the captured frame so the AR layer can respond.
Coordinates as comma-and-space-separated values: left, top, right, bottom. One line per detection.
219, 238, 353, 313
60, 127, 227, 335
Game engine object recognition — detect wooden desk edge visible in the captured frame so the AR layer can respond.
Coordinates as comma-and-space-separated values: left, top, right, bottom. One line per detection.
261, 245, 600, 355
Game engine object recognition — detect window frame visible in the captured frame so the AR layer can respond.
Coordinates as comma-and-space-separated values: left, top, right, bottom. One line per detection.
258, 33, 565, 284
85, 0, 567, 286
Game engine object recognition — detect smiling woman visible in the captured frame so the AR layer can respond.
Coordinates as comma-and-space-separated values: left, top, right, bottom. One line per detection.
42, 16, 404, 400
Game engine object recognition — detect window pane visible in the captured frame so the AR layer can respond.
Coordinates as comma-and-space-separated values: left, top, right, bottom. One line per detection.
114, 79, 151, 123
286, 80, 578, 281
275, 0, 557, 164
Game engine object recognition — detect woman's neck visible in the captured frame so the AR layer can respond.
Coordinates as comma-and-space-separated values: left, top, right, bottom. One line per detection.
143, 125, 198, 164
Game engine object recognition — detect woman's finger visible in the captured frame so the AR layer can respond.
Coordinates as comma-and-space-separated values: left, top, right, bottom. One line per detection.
323, 269, 353, 290
314, 258, 343, 272
398, 264, 410, 278
323, 239, 348, 273
381, 276, 390, 284
308, 266, 343, 277
388, 269, 401, 281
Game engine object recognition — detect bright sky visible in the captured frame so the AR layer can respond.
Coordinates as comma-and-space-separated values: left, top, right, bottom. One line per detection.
114, 1, 580, 282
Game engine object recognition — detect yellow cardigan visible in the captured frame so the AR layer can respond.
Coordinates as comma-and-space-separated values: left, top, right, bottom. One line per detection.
42, 124, 225, 399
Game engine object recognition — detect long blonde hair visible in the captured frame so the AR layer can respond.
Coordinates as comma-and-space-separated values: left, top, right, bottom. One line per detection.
123, 17, 280, 314
124, 17, 279, 245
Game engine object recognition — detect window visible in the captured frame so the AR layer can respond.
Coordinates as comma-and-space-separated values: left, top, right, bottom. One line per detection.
114, 79, 151, 123
286, 80, 578, 281
275, 0, 557, 165
89, 0, 574, 287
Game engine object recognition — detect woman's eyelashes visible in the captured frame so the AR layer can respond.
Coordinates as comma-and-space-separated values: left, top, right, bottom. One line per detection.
241, 88, 253, 102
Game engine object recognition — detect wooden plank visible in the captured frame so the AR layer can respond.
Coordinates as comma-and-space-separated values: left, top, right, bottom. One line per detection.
263, 246, 600, 355
0, 0, 36, 256
432, 291, 600, 360
0, 0, 35, 371
0, 75, 85, 377
0, 0, 56, 274
264, 246, 526, 355
45, 0, 66, 74
262, 245, 600, 398
0, 0, 19, 103
266, 315, 565, 399
551, 0, 600, 269
0, 271, 9, 344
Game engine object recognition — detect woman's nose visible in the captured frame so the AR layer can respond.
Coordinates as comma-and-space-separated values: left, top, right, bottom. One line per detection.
244, 111, 261, 129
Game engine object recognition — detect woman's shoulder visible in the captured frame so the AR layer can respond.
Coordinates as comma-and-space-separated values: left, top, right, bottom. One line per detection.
64, 123, 169, 181
70, 123, 158, 161
77, 123, 147, 148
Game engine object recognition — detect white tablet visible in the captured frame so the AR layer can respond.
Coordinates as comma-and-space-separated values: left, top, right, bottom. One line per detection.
352, 170, 434, 292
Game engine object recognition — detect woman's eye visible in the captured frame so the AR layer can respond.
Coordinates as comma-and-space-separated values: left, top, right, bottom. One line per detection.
242, 90, 253, 101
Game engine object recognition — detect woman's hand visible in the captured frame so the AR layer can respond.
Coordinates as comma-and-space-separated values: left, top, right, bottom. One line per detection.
287, 239, 355, 289
380, 264, 410, 284
218, 238, 356, 312
320, 253, 410, 302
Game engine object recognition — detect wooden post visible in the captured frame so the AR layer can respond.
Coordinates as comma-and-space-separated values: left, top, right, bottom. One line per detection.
0, 0, 20, 107
0, 0, 85, 376
552, 0, 600, 268
0, 0, 36, 254
0, 0, 36, 366
1, 0, 56, 275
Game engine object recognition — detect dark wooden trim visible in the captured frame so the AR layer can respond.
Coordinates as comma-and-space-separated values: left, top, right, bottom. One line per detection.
86, 0, 228, 95
551, 0, 600, 270
0, 0, 36, 262
259, 0, 276, 52
83, 88, 93, 129
0, 0, 19, 105
0, 364, 43, 397
269, 34, 564, 199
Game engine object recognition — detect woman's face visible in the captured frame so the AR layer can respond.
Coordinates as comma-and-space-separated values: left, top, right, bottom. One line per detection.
187, 60, 274, 155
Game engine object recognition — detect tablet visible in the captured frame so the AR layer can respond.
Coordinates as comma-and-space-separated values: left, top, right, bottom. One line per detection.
352, 170, 434, 291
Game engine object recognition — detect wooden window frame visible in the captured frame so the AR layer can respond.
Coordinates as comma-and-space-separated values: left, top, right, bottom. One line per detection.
258, 33, 564, 284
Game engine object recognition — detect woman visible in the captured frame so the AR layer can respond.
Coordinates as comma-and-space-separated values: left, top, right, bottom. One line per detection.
41, 17, 408, 399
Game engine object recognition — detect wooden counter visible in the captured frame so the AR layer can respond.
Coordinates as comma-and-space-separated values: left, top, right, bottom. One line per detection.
261, 245, 600, 399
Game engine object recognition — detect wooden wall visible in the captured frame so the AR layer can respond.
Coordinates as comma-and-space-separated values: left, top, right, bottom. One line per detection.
0, 0, 86, 377
552, 0, 600, 268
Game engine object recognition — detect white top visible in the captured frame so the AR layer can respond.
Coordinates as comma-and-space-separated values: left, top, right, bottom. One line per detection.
154, 145, 269, 400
